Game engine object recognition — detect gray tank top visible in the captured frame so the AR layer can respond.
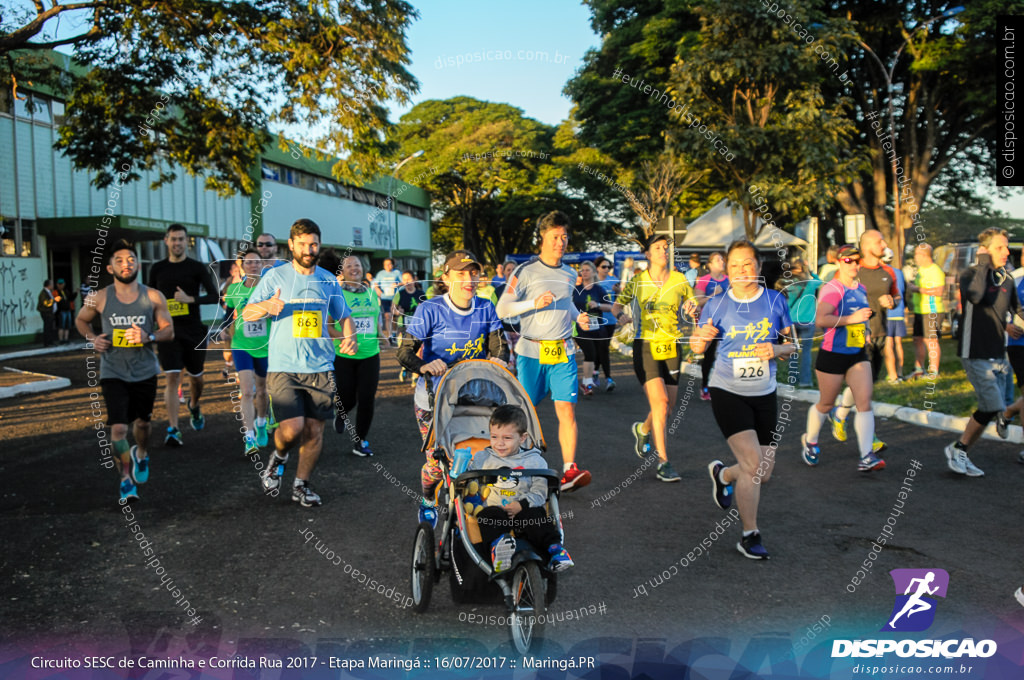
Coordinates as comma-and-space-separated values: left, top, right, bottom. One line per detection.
100, 285, 160, 381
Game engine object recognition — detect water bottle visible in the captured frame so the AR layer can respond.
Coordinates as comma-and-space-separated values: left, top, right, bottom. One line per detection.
452, 446, 473, 475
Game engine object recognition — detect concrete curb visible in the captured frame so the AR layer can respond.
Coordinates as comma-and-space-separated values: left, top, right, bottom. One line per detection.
0, 342, 89, 362
678, 362, 1018, 446
0, 367, 72, 400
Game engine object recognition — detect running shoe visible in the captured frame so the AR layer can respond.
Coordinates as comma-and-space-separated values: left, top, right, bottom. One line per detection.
267, 401, 278, 430
255, 421, 269, 447
581, 382, 594, 397
700, 387, 710, 401
606, 378, 616, 392
858, 452, 886, 472
260, 454, 287, 493
800, 435, 820, 466
944, 442, 967, 475
418, 500, 438, 528
119, 478, 139, 502
560, 463, 591, 492
333, 413, 347, 435
996, 413, 1010, 439
244, 435, 259, 457
352, 440, 374, 457
872, 435, 887, 454
130, 445, 149, 484
1015, 587, 1024, 608
829, 408, 848, 442
962, 455, 984, 477
399, 368, 408, 383
707, 460, 733, 509
292, 481, 322, 507
737, 532, 769, 560
657, 460, 681, 483
1017, 451, 1024, 465
165, 426, 183, 447
907, 368, 924, 380
491, 534, 517, 573
631, 421, 652, 459
547, 544, 574, 573
188, 403, 205, 431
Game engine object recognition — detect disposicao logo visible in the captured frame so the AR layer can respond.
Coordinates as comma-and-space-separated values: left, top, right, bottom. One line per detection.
831, 568, 997, 659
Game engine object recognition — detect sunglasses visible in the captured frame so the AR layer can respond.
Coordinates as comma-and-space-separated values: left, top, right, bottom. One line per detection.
840, 257, 860, 264
256, 242, 276, 247
598, 265, 611, 269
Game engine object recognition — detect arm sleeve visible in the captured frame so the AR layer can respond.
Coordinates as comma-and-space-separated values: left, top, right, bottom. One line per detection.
615, 278, 636, 306
496, 294, 535, 318
196, 263, 220, 305
962, 264, 989, 306
487, 329, 509, 362
397, 333, 425, 373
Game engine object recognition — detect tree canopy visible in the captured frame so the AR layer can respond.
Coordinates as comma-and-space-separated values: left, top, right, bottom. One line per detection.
1, 0, 419, 194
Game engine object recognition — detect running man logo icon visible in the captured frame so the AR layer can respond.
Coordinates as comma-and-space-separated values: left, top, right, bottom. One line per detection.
881, 568, 950, 632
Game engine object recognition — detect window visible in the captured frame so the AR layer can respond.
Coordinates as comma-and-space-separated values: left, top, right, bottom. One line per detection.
1, 219, 36, 256
261, 162, 280, 181
0, 88, 10, 115
31, 96, 51, 124
52, 100, 65, 126
14, 93, 31, 120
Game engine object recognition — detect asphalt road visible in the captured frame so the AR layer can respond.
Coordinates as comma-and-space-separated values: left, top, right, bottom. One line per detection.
2, 347, 1022, 668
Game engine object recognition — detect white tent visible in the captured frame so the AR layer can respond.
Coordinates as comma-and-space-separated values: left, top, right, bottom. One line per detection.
678, 199, 808, 248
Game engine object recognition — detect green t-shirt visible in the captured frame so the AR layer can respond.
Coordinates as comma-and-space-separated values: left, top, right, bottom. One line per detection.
224, 280, 270, 358
335, 286, 381, 359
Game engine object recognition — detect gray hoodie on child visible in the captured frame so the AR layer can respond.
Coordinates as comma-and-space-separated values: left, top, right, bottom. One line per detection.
467, 446, 549, 509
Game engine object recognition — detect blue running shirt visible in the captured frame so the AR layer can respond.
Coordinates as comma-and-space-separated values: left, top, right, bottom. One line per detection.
699, 287, 793, 397
818, 279, 870, 354
248, 264, 351, 373
405, 294, 503, 409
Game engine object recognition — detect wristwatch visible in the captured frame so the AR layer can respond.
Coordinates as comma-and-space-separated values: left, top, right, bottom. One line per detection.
148, 333, 156, 344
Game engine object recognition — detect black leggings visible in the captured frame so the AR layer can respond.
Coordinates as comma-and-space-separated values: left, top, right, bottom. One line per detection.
333, 353, 380, 440
594, 336, 612, 378
701, 341, 718, 389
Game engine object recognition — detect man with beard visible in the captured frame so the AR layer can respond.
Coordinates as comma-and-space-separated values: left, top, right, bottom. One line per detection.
148, 224, 220, 446
76, 240, 174, 500
243, 219, 357, 507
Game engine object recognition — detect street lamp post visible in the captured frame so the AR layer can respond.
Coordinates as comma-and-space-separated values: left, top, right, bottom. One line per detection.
857, 6, 964, 268
387, 150, 424, 261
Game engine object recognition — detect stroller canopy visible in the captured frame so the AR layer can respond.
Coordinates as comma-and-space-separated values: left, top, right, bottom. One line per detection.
430, 360, 545, 454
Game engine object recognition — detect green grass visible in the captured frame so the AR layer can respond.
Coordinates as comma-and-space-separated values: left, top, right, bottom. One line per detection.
778, 338, 981, 417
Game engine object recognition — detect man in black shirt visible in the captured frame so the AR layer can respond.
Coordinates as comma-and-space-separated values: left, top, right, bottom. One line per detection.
945, 228, 1023, 477
148, 224, 220, 446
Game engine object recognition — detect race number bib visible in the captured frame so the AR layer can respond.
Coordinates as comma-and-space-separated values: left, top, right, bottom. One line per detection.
112, 328, 143, 348
847, 324, 866, 349
166, 300, 189, 317
243, 319, 267, 338
353, 316, 375, 336
650, 337, 677, 361
539, 339, 568, 365
292, 311, 322, 338
733, 357, 769, 387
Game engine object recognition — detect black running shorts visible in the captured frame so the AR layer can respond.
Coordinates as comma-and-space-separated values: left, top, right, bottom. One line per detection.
101, 376, 158, 425
815, 348, 869, 376
912, 312, 943, 339
632, 339, 683, 386
709, 387, 777, 443
267, 371, 336, 422
157, 325, 209, 376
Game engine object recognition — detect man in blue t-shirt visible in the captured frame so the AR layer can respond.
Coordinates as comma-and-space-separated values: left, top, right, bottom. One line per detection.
374, 258, 403, 344
244, 218, 356, 508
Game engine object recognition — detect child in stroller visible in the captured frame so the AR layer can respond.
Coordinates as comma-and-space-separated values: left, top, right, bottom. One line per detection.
467, 405, 574, 574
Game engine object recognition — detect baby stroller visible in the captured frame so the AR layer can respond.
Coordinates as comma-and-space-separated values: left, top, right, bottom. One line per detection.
409, 359, 565, 653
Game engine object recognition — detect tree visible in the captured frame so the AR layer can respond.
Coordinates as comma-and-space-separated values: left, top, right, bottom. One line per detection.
1, 0, 419, 194
830, 0, 1022, 260
390, 97, 612, 263
666, 0, 859, 240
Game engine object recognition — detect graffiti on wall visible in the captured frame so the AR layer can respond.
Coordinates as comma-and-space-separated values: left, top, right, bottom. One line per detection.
0, 258, 43, 337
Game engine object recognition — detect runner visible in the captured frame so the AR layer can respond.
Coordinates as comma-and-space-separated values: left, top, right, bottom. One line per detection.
592, 255, 618, 391
691, 239, 795, 560
612, 234, 697, 482
695, 251, 729, 400
496, 211, 593, 492
255, 233, 287, 270
944, 228, 1022, 477
333, 255, 385, 457
396, 249, 508, 523
221, 250, 271, 455
243, 218, 357, 507
830, 230, 899, 452
882, 248, 907, 384
75, 240, 174, 500
374, 258, 402, 344
147, 224, 220, 446
574, 261, 612, 397
906, 243, 945, 379
393, 270, 427, 383
799, 245, 885, 472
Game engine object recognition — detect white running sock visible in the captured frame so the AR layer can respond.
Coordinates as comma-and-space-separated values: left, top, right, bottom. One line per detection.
806, 407, 828, 445
255, 416, 266, 426
835, 387, 856, 421
854, 411, 875, 458
563, 462, 573, 473
743, 529, 758, 537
